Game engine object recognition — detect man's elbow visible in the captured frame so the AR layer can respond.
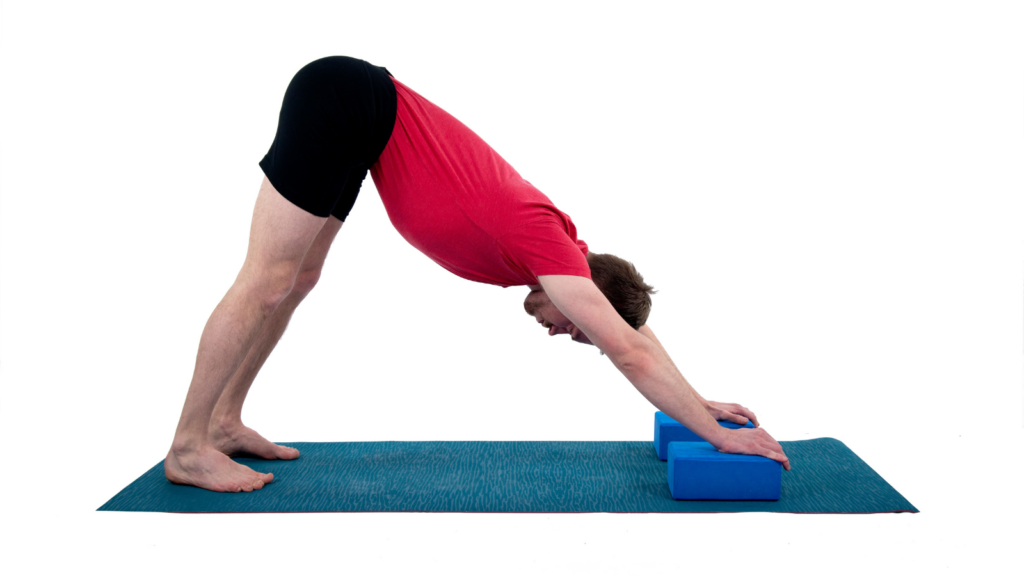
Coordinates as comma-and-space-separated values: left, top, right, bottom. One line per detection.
604, 335, 652, 375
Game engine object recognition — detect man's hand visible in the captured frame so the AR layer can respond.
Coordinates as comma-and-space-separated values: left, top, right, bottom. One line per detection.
717, 426, 791, 471
705, 401, 760, 427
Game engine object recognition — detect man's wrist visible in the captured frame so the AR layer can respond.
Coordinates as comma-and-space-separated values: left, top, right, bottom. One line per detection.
704, 422, 730, 449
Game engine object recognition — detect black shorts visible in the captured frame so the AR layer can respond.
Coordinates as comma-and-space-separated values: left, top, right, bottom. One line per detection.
258, 56, 398, 220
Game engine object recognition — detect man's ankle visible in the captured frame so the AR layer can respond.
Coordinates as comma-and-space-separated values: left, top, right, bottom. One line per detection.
169, 435, 207, 455
209, 414, 243, 435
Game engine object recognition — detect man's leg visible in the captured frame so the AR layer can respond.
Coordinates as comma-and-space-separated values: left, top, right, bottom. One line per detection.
207, 215, 345, 460
164, 176, 328, 493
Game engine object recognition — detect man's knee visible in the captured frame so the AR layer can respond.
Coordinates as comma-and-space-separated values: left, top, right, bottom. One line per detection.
241, 263, 304, 311
290, 268, 322, 296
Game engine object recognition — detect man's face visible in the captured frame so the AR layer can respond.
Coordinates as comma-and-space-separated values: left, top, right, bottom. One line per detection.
523, 288, 595, 346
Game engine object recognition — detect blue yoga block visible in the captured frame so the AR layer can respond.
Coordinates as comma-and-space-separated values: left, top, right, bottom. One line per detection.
667, 441, 782, 500
654, 411, 754, 460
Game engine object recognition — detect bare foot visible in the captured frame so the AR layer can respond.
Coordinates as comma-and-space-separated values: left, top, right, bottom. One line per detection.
164, 444, 273, 492
209, 422, 300, 460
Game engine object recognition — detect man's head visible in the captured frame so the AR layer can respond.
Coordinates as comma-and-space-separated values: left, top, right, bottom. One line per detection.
522, 252, 656, 345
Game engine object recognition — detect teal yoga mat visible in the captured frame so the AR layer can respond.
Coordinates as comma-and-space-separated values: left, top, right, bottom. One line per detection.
98, 438, 917, 513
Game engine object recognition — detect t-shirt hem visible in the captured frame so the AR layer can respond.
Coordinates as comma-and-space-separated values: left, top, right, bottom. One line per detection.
529, 268, 593, 280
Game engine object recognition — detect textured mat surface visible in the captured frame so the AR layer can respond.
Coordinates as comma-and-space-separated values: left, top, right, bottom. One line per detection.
99, 438, 917, 513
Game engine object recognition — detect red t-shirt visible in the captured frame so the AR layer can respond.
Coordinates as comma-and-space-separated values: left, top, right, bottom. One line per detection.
369, 76, 590, 288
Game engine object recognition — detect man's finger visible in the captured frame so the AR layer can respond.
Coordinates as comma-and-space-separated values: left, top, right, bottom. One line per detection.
744, 409, 760, 428
731, 405, 759, 427
751, 430, 788, 466
709, 408, 747, 426
764, 440, 790, 471
766, 450, 791, 471
780, 455, 791, 471
729, 413, 750, 425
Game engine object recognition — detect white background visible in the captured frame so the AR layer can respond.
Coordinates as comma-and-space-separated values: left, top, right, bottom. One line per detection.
1, 0, 1021, 573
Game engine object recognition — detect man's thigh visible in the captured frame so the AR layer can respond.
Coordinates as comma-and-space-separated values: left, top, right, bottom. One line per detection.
299, 215, 344, 274
238, 176, 329, 291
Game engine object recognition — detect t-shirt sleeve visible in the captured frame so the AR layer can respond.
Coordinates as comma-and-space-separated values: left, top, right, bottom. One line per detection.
497, 216, 592, 282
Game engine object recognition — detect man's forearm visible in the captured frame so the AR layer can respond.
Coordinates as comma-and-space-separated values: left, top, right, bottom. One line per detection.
608, 331, 726, 447
637, 324, 709, 408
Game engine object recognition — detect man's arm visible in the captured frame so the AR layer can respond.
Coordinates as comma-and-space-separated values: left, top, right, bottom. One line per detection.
636, 324, 710, 406
637, 324, 760, 428
537, 274, 790, 470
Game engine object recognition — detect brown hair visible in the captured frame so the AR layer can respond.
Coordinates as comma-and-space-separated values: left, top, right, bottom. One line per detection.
587, 252, 656, 329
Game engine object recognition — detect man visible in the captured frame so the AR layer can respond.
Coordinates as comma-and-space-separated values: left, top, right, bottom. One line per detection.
164, 56, 790, 493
